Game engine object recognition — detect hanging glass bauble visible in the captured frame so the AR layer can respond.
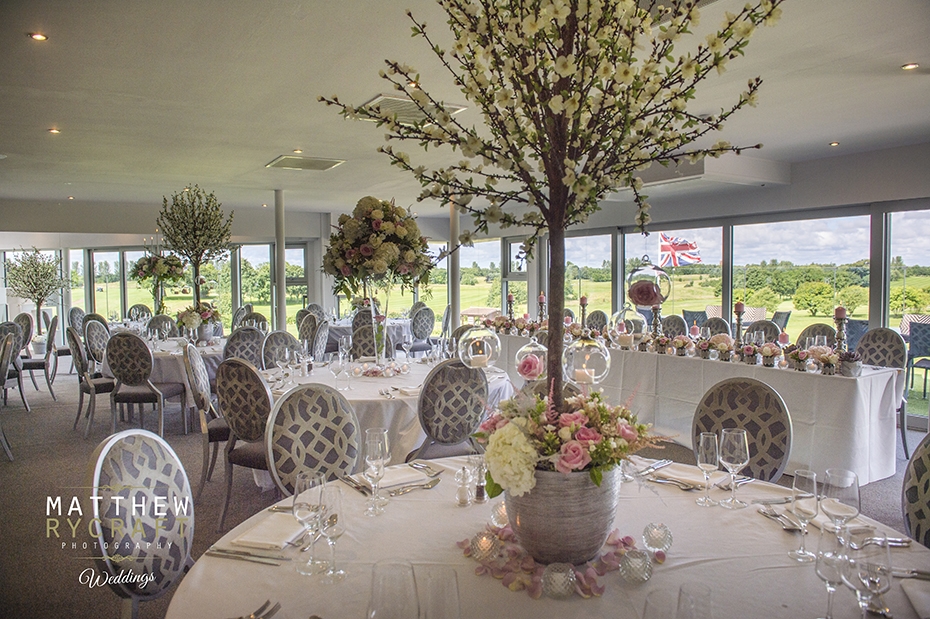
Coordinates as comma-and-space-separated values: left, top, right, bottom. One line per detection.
609, 303, 648, 339
562, 334, 611, 386
458, 326, 501, 369
626, 256, 672, 307
515, 336, 547, 382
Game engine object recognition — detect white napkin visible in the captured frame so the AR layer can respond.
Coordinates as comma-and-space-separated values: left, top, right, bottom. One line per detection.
398, 386, 421, 397
355, 466, 427, 490
902, 580, 930, 618
807, 509, 868, 531
656, 462, 727, 486
231, 512, 305, 550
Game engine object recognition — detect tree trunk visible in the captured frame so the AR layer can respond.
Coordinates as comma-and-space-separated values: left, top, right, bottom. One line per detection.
547, 225, 565, 411
193, 262, 201, 306
34, 306, 43, 336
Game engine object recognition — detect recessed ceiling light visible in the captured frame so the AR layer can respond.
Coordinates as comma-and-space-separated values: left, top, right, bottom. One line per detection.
901, 63, 919, 71
293, 149, 303, 154
262, 203, 268, 208
48, 128, 60, 134
67, 196, 74, 200
27, 32, 48, 41
829, 141, 840, 147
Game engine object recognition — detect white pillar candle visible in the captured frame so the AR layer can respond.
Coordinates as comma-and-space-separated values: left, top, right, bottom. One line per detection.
574, 368, 595, 384
470, 354, 488, 368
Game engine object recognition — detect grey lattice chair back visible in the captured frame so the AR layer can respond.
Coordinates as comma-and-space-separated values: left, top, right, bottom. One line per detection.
184, 344, 212, 413
183, 343, 229, 499
909, 323, 930, 365
703, 317, 731, 336
771, 310, 791, 331
586, 310, 609, 332
266, 383, 359, 495
0, 334, 15, 460
223, 326, 265, 366
0, 322, 24, 357
682, 309, 708, 328
409, 359, 489, 461
411, 307, 435, 340
86, 429, 194, 619
147, 314, 179, 337
307, 303, 327, 323
262, 330, 302, 370
312, 321, 329, 360
351, 325, 376, 359
692, 377, 792, 483
69, 306, 86, 332
13, 312, 33, 351
353, 308, 373, 333
215, 357, 273, 443
451, 325, 472, 346
662, 314, 687, 338
903, 433, 930, 549
410, 301, 427, 317
127, 304, 152, 321
107, 332, 154, 387
745, 319, 781, 343
241, 311, 268, 328
83, 312, 110, 333
230, 306, 248, 330
298, 312, 318, 343
84, 319, 111, 366
295, 308, 311, 332
797, 323, 836, 347
900, 314, 930, 340
856, 327, 906, 369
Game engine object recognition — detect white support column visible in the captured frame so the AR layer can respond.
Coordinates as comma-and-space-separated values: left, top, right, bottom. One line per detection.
449, 202, 461, 330
274, 189, 286, 331
869, 205, 889, 329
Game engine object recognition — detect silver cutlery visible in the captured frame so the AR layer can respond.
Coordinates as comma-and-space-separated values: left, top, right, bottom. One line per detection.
757, 506, 801, 531
208, 547, 291, 561
267, 504, 294, 514
751, 495, 808, 505
891, 567, 930, 581
259, 602, 282, 619
635, 459, 672, 476
339, 475, 371, 496
646, 476, 699, 491
848, 536, 911, 550
408, 461, 442, 477
389, 477, 441, 496
232, 599, 270, 619
206, 550, 282, 566
715, 476, 754, 491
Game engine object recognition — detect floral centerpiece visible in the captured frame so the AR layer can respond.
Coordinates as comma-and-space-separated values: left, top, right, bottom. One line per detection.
758, 342, 781, 367
130, 253, 185, 315
741, 343, 758, 364
696, 339, 712, 359
350, 296, 379, 312
671, 335, 691, 356
709, 334, 734, 361
177, 303, 221, 343
654, 334, 671, 354
815, 348, 839, 375
788, 347, 810, 371
839, 350, 862, 377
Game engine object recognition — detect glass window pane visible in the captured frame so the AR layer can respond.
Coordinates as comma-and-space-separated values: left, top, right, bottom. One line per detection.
91, 251, 122, 321
565, 234, 613, 320
458, 240, 500, 324
240, 244, 272, 325
284, 246, 308, 335
68, 250, 85, 313
124, 250, 148, 315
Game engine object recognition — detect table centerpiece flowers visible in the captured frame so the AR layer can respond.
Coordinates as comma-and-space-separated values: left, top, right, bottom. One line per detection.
812, 348, 839, 375
654, 334, 671, 354
129, 252, 185, 315
671, 335, 691, 356
741, 343, 759, 364
696, 339, 712, 359
709, 334, 734, 361
177, 302, 221, 343
839, 350, 862, 377
788, 347, 810, 371
758, 342, 781, 367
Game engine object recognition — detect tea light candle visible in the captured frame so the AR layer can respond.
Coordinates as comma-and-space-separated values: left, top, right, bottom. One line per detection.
352, 366, 363, 377
523, 313, 529, 320
834, 306, 847, 320
689, 323, 700, 337
507, 293, 514, 303
778, 331, 790, 345
565, 316, 572, 324
490, 501, 508, 527
618, 333, 634, 349
470, 354, 489, 368
618, 549, 653, 583
542, 563, 577, 599
580, 295, 588, 306
574, 368, 595, 384
642, 522, 673, 553
470, 531, 500, 562
734, 302, 745, 313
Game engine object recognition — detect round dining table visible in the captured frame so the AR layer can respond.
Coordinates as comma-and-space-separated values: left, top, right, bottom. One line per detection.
166, 456, 930, 619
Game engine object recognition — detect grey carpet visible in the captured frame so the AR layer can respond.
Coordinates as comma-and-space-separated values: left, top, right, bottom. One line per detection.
0, 373, 922, 618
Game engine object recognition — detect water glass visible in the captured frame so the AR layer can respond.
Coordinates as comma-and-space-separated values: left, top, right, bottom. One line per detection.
842, 528, 892, 619
293, 471, 326, 575
815, 527, 844, 619
718, 428, 749, 510
788, 469, 818, 562
339, 334, 352, 357
320, 486, 347, 583
642, 589, 676, 619
821, 468, 860, 530
367, 560, 419, 619
417, 565, 461, 619
364, 428, 389, 515
330, 355, 346, 390
700, 326, 712, 340
695, 432, 719, 507
678, 582, 713, 619
815, 335, 828, 348
401, 333, 413, 359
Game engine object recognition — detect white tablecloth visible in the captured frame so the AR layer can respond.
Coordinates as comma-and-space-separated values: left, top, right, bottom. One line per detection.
499, 335, 905, 484
166, 456, 930, 619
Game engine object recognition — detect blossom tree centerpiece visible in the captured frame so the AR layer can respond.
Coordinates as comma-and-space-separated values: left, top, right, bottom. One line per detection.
321, 0, 784, 410
129, 250, 185, 315
5, 248, 67, 338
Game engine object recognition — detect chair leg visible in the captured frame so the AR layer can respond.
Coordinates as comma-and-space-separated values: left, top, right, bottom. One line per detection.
218, 460, 234, 531
900, 402, 910, 460
110, 393, 118, 435
196, 434, 210, 501
923, 369, 928, 399
15, 373, 30, 412
157, 397, 165, 437
73, 388, 85, 430
207, 442, 220, 482
29, 369, 39, 391
44, 368, 56, 401
84, 390, 98, 440
0, 420, 13, 461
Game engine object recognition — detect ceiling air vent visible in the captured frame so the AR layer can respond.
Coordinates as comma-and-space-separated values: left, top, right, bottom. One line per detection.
359, 94, 466, 127
265, 156, 345, 171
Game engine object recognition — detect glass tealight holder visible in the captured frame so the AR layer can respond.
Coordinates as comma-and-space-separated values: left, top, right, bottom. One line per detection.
562, 334, 611, 386
458, 327, 501, 369
542, 563, 576, 599
515, 337, 547, 382
642, 523, 673, 554
626, 257, 672, 307
490, 501, 509, 528
618, 549, 653, 584
469, 531, 501, 563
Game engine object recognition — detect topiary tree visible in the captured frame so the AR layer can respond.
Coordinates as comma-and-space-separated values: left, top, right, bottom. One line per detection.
837, 285, 868, 316
5, 248, 67, 336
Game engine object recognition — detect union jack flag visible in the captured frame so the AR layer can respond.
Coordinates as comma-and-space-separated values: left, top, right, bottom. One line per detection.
659, 233, 702, 267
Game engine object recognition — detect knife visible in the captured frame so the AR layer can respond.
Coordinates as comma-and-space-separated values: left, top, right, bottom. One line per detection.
205, 550, 283, 566
636, 459, 672, 476
751, 494, 813, 505
339, 475, 371, 496
208, 547, 290, 561
892, 568, 930, 581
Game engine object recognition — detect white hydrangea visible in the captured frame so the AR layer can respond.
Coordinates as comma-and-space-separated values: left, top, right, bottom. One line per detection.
485, 420, 539, 497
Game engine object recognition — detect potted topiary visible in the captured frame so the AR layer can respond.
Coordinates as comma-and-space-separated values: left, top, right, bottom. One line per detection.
5, 248, 67, 352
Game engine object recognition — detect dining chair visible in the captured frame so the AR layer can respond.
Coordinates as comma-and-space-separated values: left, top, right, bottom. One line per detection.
13, 312, 34, 358
846, 318, 870, 352
907, 323, 930, 398
297, 312, 318, 343
261, 330, 302, 370
312, 321, 330, 361
295, 308, 311, 333
637, 307, 654, 328
21, 314, 59, 400
440, 304, 452, 340
69, 306, 86, 333
744, 319, 780, 343
351, 325, 376, 359
127, 303, 152, 321
0, 321, 30, 411
856, 327, 909, 458
771, 310, 791, 331
107, 332, 186, 437
410, 306, 436, 353
223, 325, 265, 366
241, 311, 268, 329
0, 334, 16, 460
83, 312, 110, 334
66, 326, 116, 439
147, 314, 179, 337
182, 343, 229, 500
307, 302, 327, 323
86, 429, 194, 619
266, 383, 360, 495
900, 314, 930, 343
409, 300, 427, 318
796, 323, 836, 347
692, 377, 793, 483
215, 357, 273, 530
661, 314, 687, 338
703, 316, 731, 336
682, 309, 708, 329
230, 305, 248, 331
83, 318, 110, 375
902, 432, 930, 549
585, 310, 609, 332
352, 308, 373, 333
406, 359, 489, 461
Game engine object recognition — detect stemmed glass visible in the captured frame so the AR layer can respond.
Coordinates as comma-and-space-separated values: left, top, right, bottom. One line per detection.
401, 333, 413, 360
842, 528, 892, 619
330, 354, 346, 391
293, 471, 325, 576
275, 348, 290, 378
718, 428, 750, 510
695, 432, 718, 507
319, 486, 347, 583
364, 428, 388, 516
821, 468, 860, 531
339, 335, 352, 358
367, 560, 419, 619
788, 469, 818, 562
815, 527, 845, 619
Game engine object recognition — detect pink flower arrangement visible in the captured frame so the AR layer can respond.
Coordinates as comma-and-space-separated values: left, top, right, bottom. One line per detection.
709, 333, 734, 352
788, 348, 810, 363
516, 353, 544, 380
671, 335, 691, 349
758, 342, 781, 357
741, 344, 757, 356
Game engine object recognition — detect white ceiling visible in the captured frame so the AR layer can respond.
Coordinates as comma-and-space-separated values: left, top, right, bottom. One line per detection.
1, 0, 928, 220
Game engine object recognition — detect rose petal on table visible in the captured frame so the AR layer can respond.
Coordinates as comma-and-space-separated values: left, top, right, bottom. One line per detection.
654, 550, 667, 564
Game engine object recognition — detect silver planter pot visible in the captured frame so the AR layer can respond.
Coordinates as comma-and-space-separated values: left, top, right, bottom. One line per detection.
505, 466, 620, 565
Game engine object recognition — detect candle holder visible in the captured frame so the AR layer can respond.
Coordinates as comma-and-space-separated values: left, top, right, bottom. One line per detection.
542, 563, 577, 599
618, 549, 653, 584
470, 531, 502, 563
642, 523, 673, 554
537, 296, 547, 322
834, 316, 848, 353
490, 501, 508, 528
651, 304, 663, 340
507, 296, 515, 323
734, 309, 745, 349
579, 297, 588, 328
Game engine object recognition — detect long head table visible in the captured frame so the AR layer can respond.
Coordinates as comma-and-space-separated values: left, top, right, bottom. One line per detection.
499, 335, 905, 484
166, 456, 930, 619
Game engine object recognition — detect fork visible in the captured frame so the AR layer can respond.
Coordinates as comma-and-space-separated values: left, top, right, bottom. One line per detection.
231, 600, 269, 619
259, 602, 282, 619
408, 461, 442, 477
757, 506, 801, 531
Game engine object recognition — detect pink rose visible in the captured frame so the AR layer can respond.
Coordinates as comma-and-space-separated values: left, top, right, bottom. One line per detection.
340, 265, 352, 276
517, 354, 543, 380
556, 440, 592, 474
558, 412, 587, 429
345, 249, 357, 260
617, 422, 638, 443
574, 426, 602, 446
372, 219, 382, 231
360, 244, 374, 257
478, 414, 508, 435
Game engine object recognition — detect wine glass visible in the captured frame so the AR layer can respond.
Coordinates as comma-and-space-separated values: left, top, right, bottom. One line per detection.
330, 354, 345, 390
293, 471, 325, 575
815, 335, 828, 348
677, 582, 713, 619
788, 469, 818, 562
319, 486, 347, 583
417, 565, 461, 619
339, 334, 352, 358
815, 527, 845, 619
699, 326, 711, 341
275, 347, 290, 377
364, 428, 388, 516
401, 333, 413, 360
367, 560, 419, 619
821, 468, 860, 530
718, 428, 750, 510
842, 528, 892, 619
695, 432, 719, 508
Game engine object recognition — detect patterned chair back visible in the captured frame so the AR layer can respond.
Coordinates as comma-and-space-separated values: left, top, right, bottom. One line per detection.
83, 312, 110, 334
451, 324, 472, 345
661, 314, 687, 338
855, 327, 906, 370
230, 306, 248, 330
312, 321, 329, 360
351, 325, 376, 359
352, 308, 373, 333
262, 330, 302, 370
745, 319, 780, 343
297, 312, 318, 343
84, 320, 111, 365
0, 322, 24, 357
682, 309, 708, 329
796, 323, 836, 347
215, 357, 273, 443
692, 377, 792, 483
241, 311, 268, 329
13, 312, 33, 349
903, 433, 930, 549
183, 344, 212, 414
266, 383, 359, 494
223, 326, 265, 366
846, 319, 870, 352
409, 301, 427, 317
86, 429, 194, 610
771, 310, 791, 331
900, 314, 930, 340
703, 317, 731, 336
415, 359, 489, 452
307, 303, 327, 323
411, 307, 435, 341
585, 310, 609, 332
44, 315, 59, 361
637, 307, 654, 328
909, 323, 930, 360
0, 334, 14, 386
127, 304, 152, 321
69, 306, 86, 332
107, 333, 154, 387
66, 326, 91, 377
147, 314, 179, 337
295, 308, 311, 333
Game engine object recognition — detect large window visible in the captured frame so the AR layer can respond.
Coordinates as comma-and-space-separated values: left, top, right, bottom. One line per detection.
457, 240, 500, 324
240, 244, 273, 326
565, 233, 614, 321
91, 251, 123, 321
284, 245, 308, 335
503, 238, 528, 320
